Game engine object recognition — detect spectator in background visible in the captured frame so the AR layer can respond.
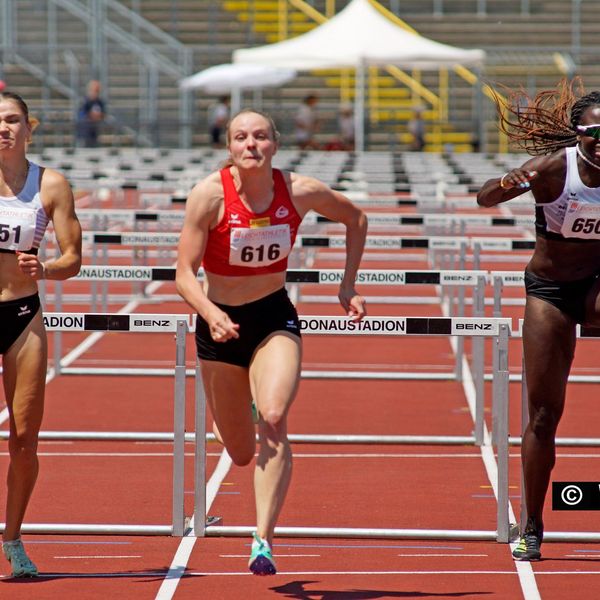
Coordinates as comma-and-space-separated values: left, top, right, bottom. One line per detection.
208, 96, 230, 148
408, 106, 426, 151
337, 103, 355, 151
76, 80, 106, 148
294, 93, 319, 149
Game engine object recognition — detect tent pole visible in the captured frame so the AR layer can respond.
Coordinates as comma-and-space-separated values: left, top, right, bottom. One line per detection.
231, 87, 242, 114
355, 59, 365, 153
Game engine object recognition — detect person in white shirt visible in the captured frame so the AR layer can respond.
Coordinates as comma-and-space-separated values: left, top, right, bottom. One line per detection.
294, 94, 319, 149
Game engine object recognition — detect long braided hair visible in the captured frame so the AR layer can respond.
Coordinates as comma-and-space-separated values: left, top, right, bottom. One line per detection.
492, 77, 600, 155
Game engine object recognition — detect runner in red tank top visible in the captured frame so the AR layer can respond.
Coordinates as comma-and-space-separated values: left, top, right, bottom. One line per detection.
176, 109, 367, 575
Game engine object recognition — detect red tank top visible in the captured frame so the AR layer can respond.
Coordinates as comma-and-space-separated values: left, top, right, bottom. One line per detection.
202, 167, 302, 276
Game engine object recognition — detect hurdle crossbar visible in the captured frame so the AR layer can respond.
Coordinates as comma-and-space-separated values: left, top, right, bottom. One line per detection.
2, 315, 191, 537
194, 317, 512, 543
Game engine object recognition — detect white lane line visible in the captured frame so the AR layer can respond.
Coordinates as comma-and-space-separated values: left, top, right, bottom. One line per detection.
7, 569, 599, 580
397, 553, 488, 557
184, 569, 595, 576
154, 449, 232, 600
54, 555, 142, 559
220, 554, 321, 558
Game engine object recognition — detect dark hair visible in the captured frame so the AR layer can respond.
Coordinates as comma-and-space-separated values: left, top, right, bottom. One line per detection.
0, 90, 30, 122
492, 77, 600, 155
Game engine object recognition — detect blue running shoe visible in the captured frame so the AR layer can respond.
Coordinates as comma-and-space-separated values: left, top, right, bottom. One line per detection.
2, 539, 38, 577
248, 533, 276, 576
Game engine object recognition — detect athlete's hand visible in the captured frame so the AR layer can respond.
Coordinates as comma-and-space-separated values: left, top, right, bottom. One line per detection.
339, 285, 366, 322
16, 252, 45, 280
500, 169, 538, 191
205, 306, 240, 342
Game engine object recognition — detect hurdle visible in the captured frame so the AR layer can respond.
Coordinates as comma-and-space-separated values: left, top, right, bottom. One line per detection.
305, 212, 535, 232
45, 265, 492, 446
194, 316, 513, 542
0, 314, 190, 536
57, 266, 486, 375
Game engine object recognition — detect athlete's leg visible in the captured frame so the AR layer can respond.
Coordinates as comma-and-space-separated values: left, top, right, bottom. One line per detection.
200, 360, 256, 466
2, 310, 46, 542
521, 296, 575, 527
249, 333, 301, 546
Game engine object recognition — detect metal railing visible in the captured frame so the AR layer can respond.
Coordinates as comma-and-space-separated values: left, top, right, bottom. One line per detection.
0, 0, 193, 147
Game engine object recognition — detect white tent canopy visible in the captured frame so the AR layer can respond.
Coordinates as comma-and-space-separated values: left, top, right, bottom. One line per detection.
179, 63, 296, 113
233, 0, 485, 150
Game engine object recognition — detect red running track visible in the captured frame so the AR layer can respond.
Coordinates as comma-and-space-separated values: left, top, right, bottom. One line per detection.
2, 196, 600, 599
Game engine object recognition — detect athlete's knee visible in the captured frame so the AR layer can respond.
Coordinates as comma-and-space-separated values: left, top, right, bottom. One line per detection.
260, 406, 286, 430
8, 438, 39, 466
530, 406, 560, 441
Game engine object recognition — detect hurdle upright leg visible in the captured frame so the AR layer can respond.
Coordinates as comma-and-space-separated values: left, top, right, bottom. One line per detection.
494, 324, 511, 542
194, 356, 207, 537
172, 319, 187, 536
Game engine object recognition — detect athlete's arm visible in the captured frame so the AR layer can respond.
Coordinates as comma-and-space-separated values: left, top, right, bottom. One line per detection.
291, 173, 368, 320
18, 168, 82, 281
175, 176, 239, 340
477, 153, 564, 207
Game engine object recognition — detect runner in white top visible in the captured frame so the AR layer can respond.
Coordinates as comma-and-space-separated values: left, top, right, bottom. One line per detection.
477, 78, 600, 561
0, 90, 81, 577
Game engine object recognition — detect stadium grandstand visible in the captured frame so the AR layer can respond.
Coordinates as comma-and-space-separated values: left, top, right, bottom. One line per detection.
0, 0, 598, 153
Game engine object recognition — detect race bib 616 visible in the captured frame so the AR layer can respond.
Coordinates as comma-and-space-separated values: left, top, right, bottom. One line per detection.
229, 224, 291, 267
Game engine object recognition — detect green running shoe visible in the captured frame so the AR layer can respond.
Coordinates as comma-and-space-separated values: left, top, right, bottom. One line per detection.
512, 518, 543, 561
2, 539, 38, 577
248, 533, 276, 576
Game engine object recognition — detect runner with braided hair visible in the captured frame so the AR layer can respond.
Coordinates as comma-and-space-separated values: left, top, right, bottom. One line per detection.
478, 77, 600, 561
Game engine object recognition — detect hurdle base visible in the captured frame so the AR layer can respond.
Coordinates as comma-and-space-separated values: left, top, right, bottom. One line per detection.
7, 524, 174, 535
203, 525, 498, 541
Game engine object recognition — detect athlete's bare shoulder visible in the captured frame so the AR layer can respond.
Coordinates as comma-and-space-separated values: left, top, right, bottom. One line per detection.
528, 147, 568, 203
38, 165, 74, 216
286, 170, 327, 196
187, 170, 224, 212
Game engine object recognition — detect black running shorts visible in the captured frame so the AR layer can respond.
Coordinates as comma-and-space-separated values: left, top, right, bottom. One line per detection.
195, 287, 301, 367
524, 270, 599, 324
0, 293, 41, 354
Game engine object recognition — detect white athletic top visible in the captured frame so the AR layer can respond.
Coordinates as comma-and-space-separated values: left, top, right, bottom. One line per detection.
0, 161, 49, 252
535, 146, 600, 241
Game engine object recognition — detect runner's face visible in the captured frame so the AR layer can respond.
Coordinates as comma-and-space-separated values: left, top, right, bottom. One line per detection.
228, 113, 277, 169
578, 105, 600, 159
0, 99, 30, 152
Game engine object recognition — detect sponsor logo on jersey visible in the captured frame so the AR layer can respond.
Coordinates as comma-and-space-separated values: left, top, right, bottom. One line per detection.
250, 217, 271, 228
229, 212, 241, 225
275, 205, 289, 218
